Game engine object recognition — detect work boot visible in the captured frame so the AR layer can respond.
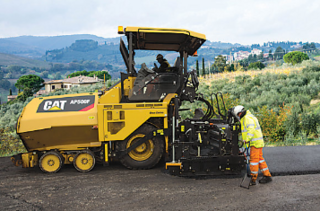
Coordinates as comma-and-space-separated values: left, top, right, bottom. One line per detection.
250, 180, 256, 186
259, 176, 272, 184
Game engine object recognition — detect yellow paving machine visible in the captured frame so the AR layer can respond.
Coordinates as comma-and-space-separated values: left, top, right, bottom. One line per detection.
11, 26, 245, 176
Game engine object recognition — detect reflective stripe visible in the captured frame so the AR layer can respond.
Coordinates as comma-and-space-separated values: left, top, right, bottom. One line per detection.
255, 127, 261, 130
247, 133, 254, 137
259, 160, 265, 163
246, 124, 255, 128
251, 171, 258, 174
242, 129, 247, 133
251, 137, 263, 142
261, 167, 269, 172
250, 162, 259, 166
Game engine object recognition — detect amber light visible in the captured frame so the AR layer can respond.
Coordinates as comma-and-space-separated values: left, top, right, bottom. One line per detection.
192, 51, 198, 57
118, 26, 124, 34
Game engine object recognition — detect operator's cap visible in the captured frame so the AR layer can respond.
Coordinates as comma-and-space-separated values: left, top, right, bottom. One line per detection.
156, 54, 163, 60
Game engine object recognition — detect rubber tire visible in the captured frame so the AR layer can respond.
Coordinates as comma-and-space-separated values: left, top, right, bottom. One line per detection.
39, 151, 63, 173
73, 150, 96, 173
119, 124, 164, 170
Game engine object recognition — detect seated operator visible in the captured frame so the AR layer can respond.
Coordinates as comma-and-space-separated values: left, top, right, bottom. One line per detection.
155, 54, 171, 73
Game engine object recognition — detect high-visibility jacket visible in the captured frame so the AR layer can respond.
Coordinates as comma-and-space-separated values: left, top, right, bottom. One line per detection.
158, 59, 171, 73
240, 110, 264, 148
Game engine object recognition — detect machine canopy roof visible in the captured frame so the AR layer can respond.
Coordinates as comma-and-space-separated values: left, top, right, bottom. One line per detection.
125, 27, 206, 56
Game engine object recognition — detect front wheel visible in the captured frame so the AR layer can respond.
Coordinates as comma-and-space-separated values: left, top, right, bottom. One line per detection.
73, 150, 95, 173
39, 151, 63, 173
119, 124, 164, 169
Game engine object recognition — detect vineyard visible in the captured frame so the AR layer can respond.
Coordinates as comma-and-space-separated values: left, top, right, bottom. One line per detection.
1, 61, 320, 156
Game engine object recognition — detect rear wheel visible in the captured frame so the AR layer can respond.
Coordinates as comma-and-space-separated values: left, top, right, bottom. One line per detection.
39, 151, 63, 173
73, 150, 95, 173
119, 124, 164, 169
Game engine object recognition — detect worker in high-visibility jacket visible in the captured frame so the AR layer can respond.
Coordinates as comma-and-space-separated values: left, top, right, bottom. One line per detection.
233, 105, 272, 185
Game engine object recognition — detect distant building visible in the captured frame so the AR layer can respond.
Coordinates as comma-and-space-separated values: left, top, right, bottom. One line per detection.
44, 75, 103, 93
7, 75, 103, 102
233, 51, 250, 61
250, 48, 262, 55
290, 44, 302, 49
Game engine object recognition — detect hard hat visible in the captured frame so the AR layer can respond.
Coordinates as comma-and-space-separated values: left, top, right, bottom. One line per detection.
233, 105, 244, 116
156, 54, 163, 60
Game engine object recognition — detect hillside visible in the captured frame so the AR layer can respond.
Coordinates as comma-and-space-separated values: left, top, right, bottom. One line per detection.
0, 53, 50, 68
180, 60, 320, 146
0, 35, 120, 58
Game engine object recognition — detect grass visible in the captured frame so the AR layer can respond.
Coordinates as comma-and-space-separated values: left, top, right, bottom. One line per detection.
266, 136, 320, 147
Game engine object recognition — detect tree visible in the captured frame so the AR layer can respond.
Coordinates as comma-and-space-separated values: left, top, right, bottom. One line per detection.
212, 55, 227, 72
258, 52, 264, 60
51, 64, 64, 72
54, 72, 62, 80
16, 87, 33, 102
283, 51, 309, 65
268, 50, 273, 60
0, 79, 10, 89
248, 61, 265, 70
202, 58, 205, 76
273, 46, 285, 60
40, 71, 49, 78
196, 60, 199, 76
9, 88, 12, 95
15, 75, 44, 94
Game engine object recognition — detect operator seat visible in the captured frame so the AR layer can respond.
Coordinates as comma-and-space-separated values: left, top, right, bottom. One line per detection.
173, 57, 180, 68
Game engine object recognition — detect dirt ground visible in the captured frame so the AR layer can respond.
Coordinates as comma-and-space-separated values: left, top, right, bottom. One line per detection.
1, 157, 320, 211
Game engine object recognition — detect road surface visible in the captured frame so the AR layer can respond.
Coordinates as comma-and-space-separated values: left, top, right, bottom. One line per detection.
0, 146, 320, 211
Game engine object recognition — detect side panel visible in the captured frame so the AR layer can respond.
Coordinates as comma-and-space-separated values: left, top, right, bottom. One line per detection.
98, 104, 167, 142
17, 93, 100, 151
18, 93, 99, 133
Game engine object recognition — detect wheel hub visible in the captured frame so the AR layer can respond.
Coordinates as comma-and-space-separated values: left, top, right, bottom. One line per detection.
135, 143, 147, 153
81, 158, 89, 165
48, 159, 55, 166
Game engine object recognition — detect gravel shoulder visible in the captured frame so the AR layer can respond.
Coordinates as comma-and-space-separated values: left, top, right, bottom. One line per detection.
0, 157, 320, 211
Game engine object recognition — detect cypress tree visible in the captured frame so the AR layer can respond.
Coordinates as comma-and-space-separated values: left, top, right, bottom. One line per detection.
202, 58, 205, 76
196, 60, 199, 76
9, 88, 12, 95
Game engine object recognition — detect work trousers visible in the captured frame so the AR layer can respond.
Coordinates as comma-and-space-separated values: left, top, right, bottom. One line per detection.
250, 146, 272, 182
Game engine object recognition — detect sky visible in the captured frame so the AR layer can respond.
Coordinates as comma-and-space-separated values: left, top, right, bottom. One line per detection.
0, 0, 319, 45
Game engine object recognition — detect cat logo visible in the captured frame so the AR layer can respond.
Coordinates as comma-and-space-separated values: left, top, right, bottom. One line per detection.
44, 100, 67, 111
37, 95, 95, 113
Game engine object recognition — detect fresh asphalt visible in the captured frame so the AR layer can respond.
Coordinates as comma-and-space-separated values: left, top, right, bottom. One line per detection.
263, 145, 320, 176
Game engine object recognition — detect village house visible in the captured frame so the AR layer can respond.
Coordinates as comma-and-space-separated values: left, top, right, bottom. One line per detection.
44, 75, 103, 93
7, 75, 103, 102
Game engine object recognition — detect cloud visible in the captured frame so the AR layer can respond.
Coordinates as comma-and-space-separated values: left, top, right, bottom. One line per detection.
1, 0, 320, 45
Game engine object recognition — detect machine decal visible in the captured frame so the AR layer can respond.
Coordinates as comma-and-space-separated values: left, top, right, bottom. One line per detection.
37, 96, 95, 112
